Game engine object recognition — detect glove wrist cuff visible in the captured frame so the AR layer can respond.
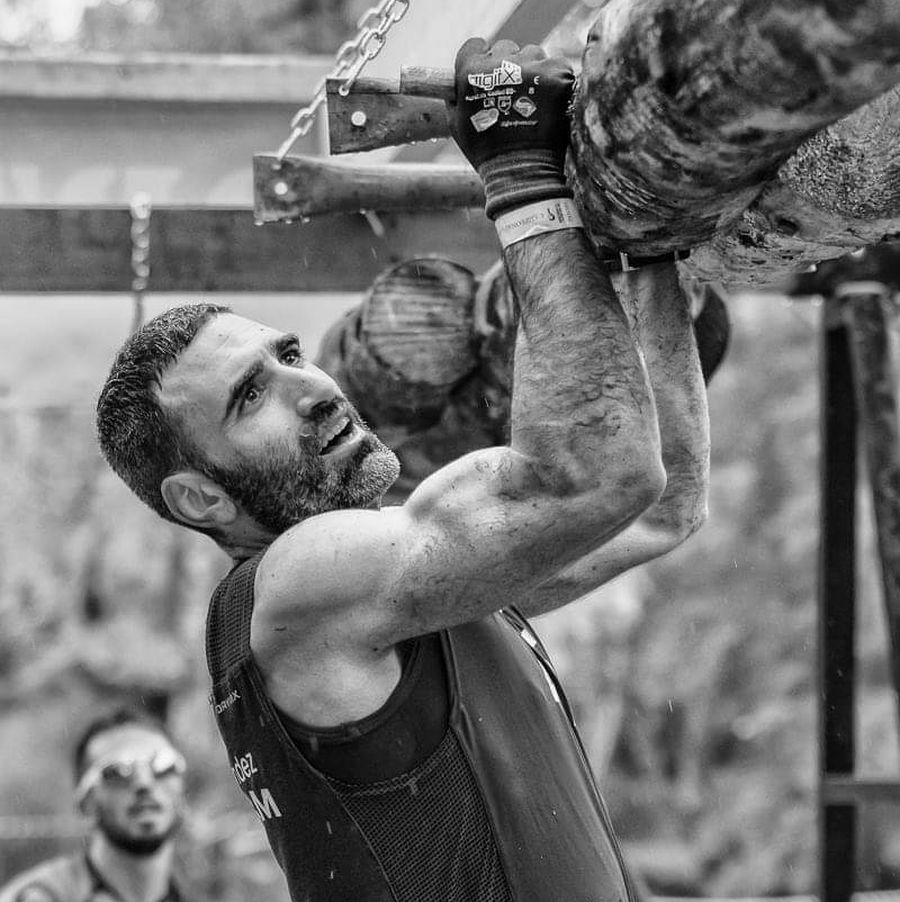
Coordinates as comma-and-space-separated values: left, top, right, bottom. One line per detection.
478, 150, 570, 220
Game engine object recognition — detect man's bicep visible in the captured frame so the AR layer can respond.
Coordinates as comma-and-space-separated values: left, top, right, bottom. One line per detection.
252, 451, 517, 639
252, 445, 651, 648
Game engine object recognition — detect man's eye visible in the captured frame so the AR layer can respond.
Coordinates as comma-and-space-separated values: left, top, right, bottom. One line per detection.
243, 385, 262, 405
281, 348, 301, 365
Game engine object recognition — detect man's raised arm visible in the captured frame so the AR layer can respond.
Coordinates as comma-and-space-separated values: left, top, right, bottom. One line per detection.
520, 261, 711, 615
254, 39, 666, 646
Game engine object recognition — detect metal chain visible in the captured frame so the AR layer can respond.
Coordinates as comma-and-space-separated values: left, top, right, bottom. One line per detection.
276, 0, 410, 161
129, 192, 152, 333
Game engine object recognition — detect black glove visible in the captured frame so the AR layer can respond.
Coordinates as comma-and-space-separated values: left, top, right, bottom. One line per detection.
447, 38, 575, 220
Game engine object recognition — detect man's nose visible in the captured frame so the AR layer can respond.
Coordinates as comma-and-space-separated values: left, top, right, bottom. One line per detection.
290, 366, 341, 418
130, 763, 155, 791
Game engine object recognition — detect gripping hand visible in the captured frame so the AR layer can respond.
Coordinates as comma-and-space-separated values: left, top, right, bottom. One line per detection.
448, 38, 575, 219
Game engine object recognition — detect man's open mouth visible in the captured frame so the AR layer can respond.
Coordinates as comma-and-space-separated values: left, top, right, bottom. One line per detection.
319, 417, 356, 455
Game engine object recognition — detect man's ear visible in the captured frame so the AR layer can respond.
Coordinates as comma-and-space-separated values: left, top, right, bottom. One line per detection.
77, 787, 95, 818
160, 471, 237, 529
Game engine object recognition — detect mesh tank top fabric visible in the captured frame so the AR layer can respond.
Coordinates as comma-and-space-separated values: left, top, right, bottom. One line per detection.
206, 555, 260, 677
329, 729, 514, 902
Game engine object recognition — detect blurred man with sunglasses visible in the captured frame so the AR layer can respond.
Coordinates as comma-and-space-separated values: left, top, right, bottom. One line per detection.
0, 709, 189, 902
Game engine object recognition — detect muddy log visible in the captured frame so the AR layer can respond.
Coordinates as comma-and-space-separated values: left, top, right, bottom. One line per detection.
688, 86, 900, 287
570, 0, 900, 265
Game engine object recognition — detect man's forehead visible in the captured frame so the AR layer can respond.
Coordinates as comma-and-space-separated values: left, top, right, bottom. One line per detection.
87, 725, 172, 765
177, 312, 279, 367
156, 313, 279, 410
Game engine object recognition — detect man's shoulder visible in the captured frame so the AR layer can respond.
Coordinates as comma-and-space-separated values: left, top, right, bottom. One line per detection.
0, 853, 88, 902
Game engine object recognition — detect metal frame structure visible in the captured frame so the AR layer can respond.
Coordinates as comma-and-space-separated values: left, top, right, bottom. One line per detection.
819, 277, 900, 902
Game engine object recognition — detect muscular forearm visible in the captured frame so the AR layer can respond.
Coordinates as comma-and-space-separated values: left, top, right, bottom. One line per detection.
614, 263, 709, 535
503, 229, 663, 496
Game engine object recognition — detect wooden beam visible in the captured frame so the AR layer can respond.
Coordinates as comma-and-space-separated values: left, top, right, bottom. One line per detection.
326, 77, 450, 156
788, 242, 900, 296
822, 776, 900, 805
841, 283, 900, 733
0, 51, 333, 103
819, 298, 858, 902
253, 154, 482, 220
0, 208, 499, 293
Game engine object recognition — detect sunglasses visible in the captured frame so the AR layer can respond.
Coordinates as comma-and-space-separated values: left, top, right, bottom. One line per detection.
76, 748, 186, 804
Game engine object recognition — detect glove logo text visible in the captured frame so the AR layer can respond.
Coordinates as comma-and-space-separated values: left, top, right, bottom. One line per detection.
468, 59, 522, 92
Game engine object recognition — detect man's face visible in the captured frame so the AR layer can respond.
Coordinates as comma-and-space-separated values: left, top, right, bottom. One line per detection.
157, 314, 400, 534
78, 726, 186, 856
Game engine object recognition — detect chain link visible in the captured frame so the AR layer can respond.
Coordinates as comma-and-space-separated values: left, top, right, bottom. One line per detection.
275, 0, 410, 161
129, 192, 152, 333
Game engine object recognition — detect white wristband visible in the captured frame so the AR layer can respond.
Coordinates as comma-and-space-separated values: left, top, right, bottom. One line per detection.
495, 198, 584, 249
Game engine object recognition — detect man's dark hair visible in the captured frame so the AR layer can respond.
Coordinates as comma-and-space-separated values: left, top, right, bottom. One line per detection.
96, 303, 230, 525
72, 708, 173, 783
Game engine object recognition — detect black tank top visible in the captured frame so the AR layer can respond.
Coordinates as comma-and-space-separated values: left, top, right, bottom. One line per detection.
283, 634, 449, 783
206, 553, 637, 902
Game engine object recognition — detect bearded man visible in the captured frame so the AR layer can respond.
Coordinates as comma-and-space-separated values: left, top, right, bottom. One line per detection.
94, 37, 709, 902
0, 710, 189, 902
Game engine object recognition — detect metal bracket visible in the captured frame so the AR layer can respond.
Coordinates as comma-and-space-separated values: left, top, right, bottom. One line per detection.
326, 73, 452, 155
253, 153, 483, 223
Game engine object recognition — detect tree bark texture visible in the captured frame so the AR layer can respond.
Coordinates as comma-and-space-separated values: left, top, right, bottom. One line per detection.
568, 0, 900, 285
688, 86, 900, 286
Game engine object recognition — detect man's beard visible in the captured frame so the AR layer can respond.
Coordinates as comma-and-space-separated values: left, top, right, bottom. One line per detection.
198, 411, 401, 535
97, 808, 181, 857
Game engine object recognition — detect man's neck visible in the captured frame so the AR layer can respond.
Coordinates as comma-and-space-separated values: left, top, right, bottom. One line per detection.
221, 535, 270, 563
216, 515, 277, 563
87, 833, 175, 902
219, 494, 387, 562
